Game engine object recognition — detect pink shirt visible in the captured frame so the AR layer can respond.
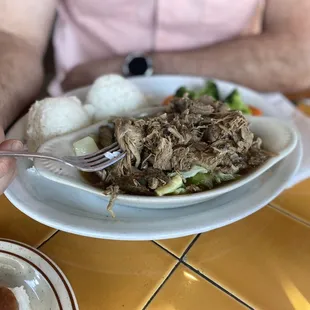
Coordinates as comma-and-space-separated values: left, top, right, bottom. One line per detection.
49, 0, 264, 96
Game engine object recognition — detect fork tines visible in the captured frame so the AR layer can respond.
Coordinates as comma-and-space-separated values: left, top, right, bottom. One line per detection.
64, 142, 125, 171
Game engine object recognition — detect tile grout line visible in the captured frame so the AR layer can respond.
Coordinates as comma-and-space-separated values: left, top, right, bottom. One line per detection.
181, 261, 253, 310
152, 234, 201, 261
180, 234, 252, 309
180, 234, 201, 260
152, 240, 179, 260
268, 203, 310, 228
144, 236, 202, 309
142, 260, 180, 310
37, 230, 59, 249
153, 236, 252, 309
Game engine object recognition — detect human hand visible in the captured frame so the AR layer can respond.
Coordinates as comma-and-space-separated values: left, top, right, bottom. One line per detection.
61, 56, 123, 92
61, 63, 95, 92
0, 127, 23, 194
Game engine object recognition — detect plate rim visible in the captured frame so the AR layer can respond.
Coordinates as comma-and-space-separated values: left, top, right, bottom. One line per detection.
0, 238, 79, 309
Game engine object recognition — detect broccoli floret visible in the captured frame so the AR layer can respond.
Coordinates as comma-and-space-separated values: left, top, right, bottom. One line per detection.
225, 89, 251, 114
200, 80, 220, 100
175, 86, 188, 97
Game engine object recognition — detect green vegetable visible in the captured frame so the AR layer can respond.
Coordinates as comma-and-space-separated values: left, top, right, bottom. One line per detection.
188, 172, 237, 189
189, 173, 214, 189
175, 83, 252, 115
213, 172, 237, 183
175, 81, 219, 100
170, 165, 209, 179
155, 175, 183, 196
188, 90, 199, 99
225, 89, 238, 104
175, 86, 188, 98
224, 89, 251, 114
200, 80, 220, 100
73, 136, 99, 156
175, 87, 199, 99
172, 187, 187, 195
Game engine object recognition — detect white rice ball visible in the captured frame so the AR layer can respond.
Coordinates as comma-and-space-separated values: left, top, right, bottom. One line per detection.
27, 96, 91, 152
9, 286, 31, 310
84, 74, 146, 122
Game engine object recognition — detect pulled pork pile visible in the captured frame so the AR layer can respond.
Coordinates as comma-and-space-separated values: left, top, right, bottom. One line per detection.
98, 96, 269, 195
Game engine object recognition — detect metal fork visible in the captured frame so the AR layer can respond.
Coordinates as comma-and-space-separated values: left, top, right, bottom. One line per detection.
0, 142, 126, 172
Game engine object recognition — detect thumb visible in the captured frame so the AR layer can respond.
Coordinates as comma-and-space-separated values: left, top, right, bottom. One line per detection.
0, 139, 23, 151
0, 127, 5, 143
0, 140, 23, 178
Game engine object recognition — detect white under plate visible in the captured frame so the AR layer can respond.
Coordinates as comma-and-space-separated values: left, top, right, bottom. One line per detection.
0, 239, 78, 309
5, 76, 303, 240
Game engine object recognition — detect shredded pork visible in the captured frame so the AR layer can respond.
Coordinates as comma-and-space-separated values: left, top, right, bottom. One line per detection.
99, 96, 269, 195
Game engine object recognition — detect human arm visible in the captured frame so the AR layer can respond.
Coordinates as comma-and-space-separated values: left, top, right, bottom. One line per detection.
0, 0, 56, 193
62, 0, 310, 93
154, 0, 310, 92
0, 0, 57, 129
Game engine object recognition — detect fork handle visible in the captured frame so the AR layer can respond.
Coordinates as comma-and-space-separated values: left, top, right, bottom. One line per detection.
0, 151, 63, 162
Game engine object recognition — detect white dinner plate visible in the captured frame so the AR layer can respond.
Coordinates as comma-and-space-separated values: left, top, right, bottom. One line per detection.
4, 76, 302, 240
0, 239, 78, 309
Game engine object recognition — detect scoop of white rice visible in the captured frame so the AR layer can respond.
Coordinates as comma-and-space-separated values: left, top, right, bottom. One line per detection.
84, 74, 146, 122
9, 286, 31, 310
27, 96, 91, 152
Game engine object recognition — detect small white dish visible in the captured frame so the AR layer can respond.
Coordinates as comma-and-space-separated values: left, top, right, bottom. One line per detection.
0, 239, 78, 309
35, 111, 298, 209
4, 76, 303, 240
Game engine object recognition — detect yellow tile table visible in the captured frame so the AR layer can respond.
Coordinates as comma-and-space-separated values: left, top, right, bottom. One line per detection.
0, 96, 309, 309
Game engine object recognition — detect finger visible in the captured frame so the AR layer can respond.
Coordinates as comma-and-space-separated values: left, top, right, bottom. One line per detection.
7, 165, 18, 184
61, 74, 84, 92
0, 157, 16, 179
61, 75, 71, 92
61, 70, 80, 92
0, 140, 23, 179
61, 66, 93, 92
0, 139, 23, 151
0, 128, 5, 143
0, 165, 17, 194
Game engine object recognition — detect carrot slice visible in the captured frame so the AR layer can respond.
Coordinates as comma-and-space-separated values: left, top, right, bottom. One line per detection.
162, 95, 174, 106
249, 105, 263, 116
